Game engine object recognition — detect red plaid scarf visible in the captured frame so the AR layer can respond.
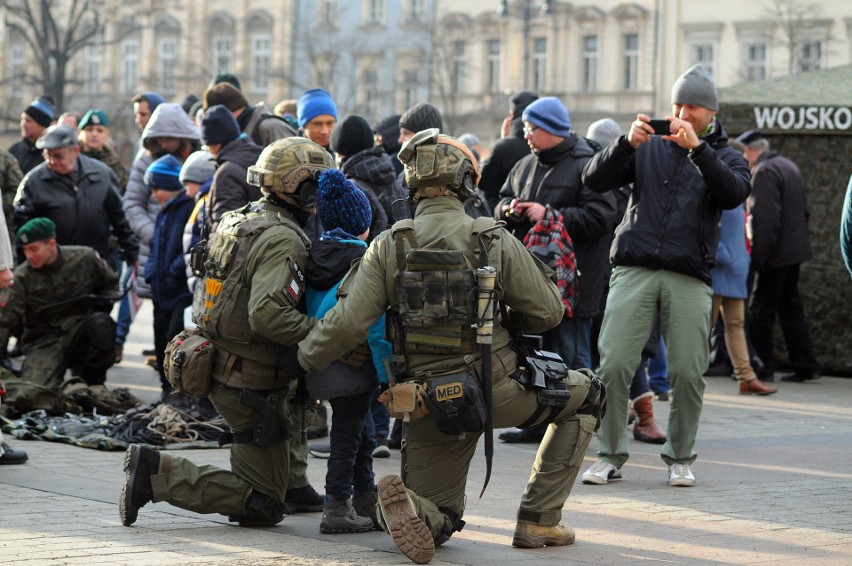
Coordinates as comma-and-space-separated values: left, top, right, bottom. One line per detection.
523, 208, 578, 317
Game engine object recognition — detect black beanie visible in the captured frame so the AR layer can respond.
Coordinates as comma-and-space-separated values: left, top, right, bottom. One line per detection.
202, 104, 241, 146
510, 91, 539, 117
399, 103, 442, 134
373, 114, 401, 153
330, 115, 375, 158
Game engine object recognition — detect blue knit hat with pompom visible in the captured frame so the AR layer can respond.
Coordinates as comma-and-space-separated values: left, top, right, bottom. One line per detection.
317, 169, 372, 236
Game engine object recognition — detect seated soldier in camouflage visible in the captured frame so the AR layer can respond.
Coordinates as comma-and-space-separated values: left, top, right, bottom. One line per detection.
0, 218, 119, 390
294, 129, 604, 564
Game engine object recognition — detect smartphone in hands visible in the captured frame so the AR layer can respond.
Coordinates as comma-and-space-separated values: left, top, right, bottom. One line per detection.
647, 119, 671, 135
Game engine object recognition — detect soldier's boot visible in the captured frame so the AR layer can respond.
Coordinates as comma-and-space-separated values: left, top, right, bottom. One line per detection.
228, 490, 285, 527
632, 393, 667, 444
353, 488, 382, 530
284, 484, 325, 513
377, 474, 435, 564
512, 522, 576, 548
119, 444, 160, 526
320, 495, 375, 534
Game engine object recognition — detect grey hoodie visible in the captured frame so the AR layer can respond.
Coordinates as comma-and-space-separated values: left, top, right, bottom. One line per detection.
123, 103, 200, 297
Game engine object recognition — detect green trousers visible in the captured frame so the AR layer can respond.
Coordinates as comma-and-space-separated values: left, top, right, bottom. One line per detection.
376, 345, 599, 544
595, 266, 712, 469
285, 379, 310, 490
150, 383, 290, 517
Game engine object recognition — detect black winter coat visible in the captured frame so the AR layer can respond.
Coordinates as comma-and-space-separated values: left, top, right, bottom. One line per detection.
582, 120, 751, 285
340, 146, 402, 229
497, 136, 619, 317
479, 116, 532, 210
206, 136, 263, 232
748, 150, 813, 272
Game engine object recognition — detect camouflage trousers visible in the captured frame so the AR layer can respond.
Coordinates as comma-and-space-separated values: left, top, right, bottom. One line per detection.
20, 312, 116, 388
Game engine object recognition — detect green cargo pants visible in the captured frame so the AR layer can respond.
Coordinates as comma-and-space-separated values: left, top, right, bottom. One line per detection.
376, 344, 600, 544
595, 266, 712, 469
285, 379, 310, 490
150, 382, 289, 517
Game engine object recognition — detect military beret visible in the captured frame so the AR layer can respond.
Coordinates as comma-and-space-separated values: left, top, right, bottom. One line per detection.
736, 129, 764, 145
79, 108, 109, 129
16, 217, 57, 244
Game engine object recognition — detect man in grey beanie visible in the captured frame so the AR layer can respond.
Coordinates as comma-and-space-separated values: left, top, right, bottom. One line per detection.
581, 65, 751, 488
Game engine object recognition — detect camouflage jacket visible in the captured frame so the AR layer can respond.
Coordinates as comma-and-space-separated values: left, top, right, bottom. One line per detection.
0, 246, 118, 347
83, 146, 129, 194
0, 149, 22, 234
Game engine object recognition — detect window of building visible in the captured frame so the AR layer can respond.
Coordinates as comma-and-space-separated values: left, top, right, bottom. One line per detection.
363, 69, 378, 115
532, 37, 547, 92
9, 44, 25, 99
691, 43, 714, 75
365, 0, 386, 25
158, 38, 177, 94
797, 41, 823, 73
120, 40, 138, 95
487, 39, 500, 92
582, 34, 598, 92
212, 36, 233, 77
405, 0, 426, 22
744, 43, 767, 81
623, 33, 639, 90
451, 40, 465, 93
402, 69, 418, 110
84, 42, 101, 95
318, 0, 339, 26
250, 34, 271, 93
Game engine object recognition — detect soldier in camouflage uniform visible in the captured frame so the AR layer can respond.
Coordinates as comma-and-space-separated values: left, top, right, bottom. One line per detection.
296, 129, 604, 564
0, 218, 118, 389
0, 148, 22, 245
120, 137, 331, 528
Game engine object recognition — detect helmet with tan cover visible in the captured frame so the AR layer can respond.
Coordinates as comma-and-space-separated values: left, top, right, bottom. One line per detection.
397, 128, 479, 201
246, 137, 334, 210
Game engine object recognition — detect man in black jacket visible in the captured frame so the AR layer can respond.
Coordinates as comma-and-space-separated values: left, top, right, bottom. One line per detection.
14, 125, 138, 273
479, 91, 538, 210
496, 97, 618, 444
581, 65, 751, 488
738, 130, 819, 383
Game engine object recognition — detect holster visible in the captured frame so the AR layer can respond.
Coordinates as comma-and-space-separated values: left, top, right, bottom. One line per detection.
218, 389, 288, 448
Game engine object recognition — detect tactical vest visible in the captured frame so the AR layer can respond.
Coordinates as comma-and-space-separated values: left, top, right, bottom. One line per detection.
192, 202, 310, 387
388, 217, 498, 377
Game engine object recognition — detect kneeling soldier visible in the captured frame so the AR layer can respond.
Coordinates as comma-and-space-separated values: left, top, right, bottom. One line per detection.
120, 138, 332, 527
293, 129, 604, 563
0, 217, 118, 389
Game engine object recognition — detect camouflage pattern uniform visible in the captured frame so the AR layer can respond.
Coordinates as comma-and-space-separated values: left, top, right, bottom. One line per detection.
83, 146, 129, 194
298, 130, 603, 559
0, 245, 118, 388
0, 149, 22, 245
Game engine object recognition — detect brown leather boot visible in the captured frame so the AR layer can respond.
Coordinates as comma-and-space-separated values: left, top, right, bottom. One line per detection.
632, 393, 666, 444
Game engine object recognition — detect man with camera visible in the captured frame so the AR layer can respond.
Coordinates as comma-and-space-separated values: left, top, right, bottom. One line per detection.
580, 65, 751, 487
494, 97, 618, 444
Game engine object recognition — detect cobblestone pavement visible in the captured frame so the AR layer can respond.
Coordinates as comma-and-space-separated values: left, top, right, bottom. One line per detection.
1, 303, 850, 565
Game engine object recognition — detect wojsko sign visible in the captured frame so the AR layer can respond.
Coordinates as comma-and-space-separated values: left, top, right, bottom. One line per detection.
753, 106, 852, 131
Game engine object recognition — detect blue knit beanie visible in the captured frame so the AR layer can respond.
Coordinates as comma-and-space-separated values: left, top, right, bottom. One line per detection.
522, 97, 571, 137
144, 154, 184, 191
297, 89, 338, 128
317, 169, 371, 236
202, 104, 241, 146
25, 97, 55, 128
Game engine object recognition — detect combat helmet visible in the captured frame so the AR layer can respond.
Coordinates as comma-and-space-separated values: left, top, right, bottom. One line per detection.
246, 137, 334, 210
397, 128, 480, 202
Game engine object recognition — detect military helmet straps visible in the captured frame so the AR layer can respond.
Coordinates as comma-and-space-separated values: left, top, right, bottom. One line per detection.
246, 137, 334, 209
398, 128, 480, 201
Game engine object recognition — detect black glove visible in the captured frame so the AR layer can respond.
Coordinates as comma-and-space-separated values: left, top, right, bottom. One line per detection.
278, 346, 306, 380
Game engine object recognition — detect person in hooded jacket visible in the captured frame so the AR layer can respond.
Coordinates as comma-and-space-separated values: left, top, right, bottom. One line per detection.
201, 105, 264, 233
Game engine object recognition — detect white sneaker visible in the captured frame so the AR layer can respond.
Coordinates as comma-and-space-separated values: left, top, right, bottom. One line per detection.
309, 444, 331, 459
582, 460, 622, 485
668, 463, 695, 487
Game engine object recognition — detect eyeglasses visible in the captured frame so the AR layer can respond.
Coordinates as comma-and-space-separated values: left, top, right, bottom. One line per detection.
523, 125, 539, 136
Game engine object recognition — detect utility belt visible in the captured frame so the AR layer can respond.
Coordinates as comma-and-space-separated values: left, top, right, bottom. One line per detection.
211, 347, 288, 391
218, 386, 289, 448
381, 356, 487, 439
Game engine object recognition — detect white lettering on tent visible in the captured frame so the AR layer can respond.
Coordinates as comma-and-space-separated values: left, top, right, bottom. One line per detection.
752, 106, 852, 132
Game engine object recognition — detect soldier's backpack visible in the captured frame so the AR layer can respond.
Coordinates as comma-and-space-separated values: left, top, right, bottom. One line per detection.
523, 208, 579, 318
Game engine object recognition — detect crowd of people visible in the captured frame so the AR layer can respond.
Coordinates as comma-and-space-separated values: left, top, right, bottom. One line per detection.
0, 65, 832, 564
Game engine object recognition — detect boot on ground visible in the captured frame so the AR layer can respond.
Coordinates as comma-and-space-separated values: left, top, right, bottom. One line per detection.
119, 444, 160, 526
320, 495, 374, 534
512, 521, 575, 548
632, 392, 666, 444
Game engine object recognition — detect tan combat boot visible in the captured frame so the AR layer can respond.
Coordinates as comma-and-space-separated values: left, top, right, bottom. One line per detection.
512, 521, 576, 548
377, 474, 434, 564
632, 392, 667, 444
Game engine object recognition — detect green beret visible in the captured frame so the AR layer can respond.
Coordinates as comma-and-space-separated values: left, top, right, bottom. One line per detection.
16, 217, 57, 245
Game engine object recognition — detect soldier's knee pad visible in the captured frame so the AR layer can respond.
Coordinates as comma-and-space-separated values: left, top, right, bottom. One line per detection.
229, 490, 286, 527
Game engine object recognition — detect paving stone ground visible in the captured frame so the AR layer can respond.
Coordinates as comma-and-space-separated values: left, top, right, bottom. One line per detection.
2, 302, 850, 565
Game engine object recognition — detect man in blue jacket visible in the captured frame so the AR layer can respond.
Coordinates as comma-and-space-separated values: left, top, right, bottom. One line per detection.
581, 65, 751, 488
